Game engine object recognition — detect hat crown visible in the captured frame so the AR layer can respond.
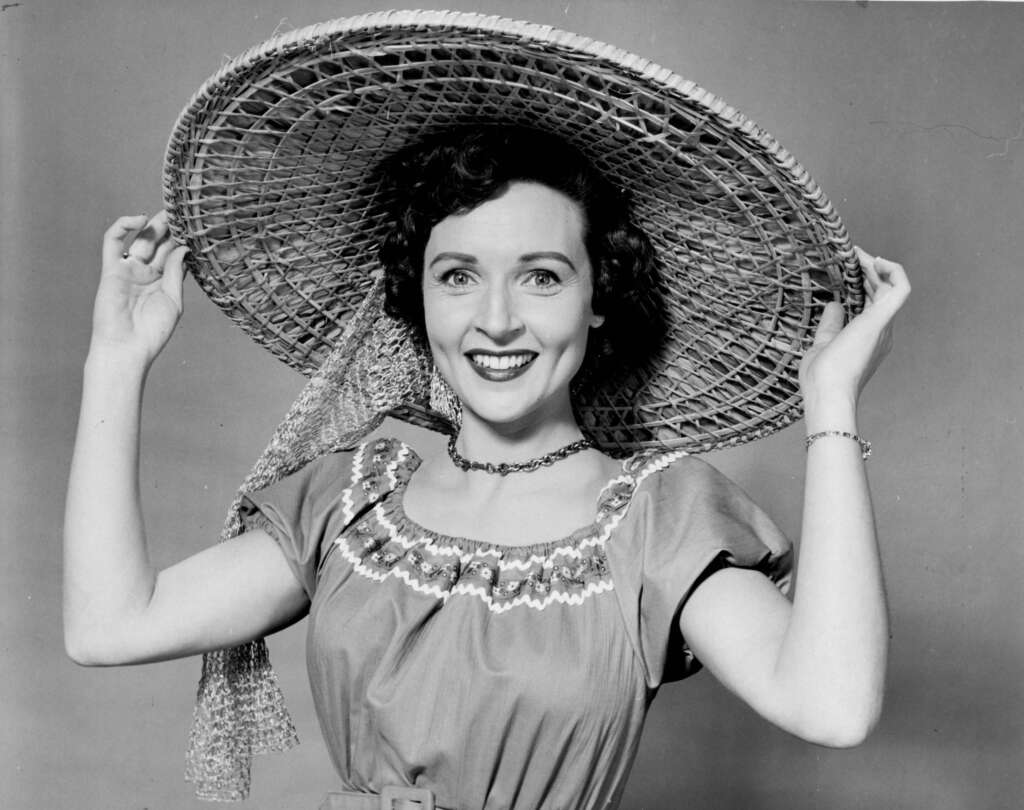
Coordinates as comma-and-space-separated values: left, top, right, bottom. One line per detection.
163, 8, 860, 456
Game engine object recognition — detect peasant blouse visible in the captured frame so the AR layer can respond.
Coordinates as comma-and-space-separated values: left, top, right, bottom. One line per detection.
239, 436, 792, 810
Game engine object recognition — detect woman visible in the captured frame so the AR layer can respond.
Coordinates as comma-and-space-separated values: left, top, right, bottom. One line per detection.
64, 13, 909, 809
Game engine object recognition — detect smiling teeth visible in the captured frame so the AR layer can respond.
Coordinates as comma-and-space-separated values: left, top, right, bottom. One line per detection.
471, 353, 534, 370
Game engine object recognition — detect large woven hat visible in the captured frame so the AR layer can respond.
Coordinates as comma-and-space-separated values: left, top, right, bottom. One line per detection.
164, 12, 864, 800
164, 8, 862, 456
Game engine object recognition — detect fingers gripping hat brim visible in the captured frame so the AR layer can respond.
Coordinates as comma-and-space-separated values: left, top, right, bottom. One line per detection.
163, 9, 862, 456
164, 10, 862, 800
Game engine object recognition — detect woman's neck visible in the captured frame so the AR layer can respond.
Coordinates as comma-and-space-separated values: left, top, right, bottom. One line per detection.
453, 404, 586, 466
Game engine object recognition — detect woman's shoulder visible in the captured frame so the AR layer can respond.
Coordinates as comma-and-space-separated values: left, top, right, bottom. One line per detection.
618, 450, 775, 534
624, 448, 726, 494
297, 417, 447, 475
256, 422, 437, 497
361, 416, 448, 462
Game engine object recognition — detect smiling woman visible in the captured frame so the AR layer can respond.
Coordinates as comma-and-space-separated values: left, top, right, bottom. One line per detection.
422, 180, 602, 438
62, 10, 910, 809
378, 126, 660, 405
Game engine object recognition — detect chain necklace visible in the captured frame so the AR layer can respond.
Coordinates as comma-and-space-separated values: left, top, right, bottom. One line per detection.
446, 434, 595, 476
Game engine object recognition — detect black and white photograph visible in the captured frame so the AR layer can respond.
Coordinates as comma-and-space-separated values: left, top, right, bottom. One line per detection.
2, 1, 1021, 808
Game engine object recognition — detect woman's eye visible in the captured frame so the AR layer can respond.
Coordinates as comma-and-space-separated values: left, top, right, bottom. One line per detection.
440, 269, 473, 287
524, 269, 560, 288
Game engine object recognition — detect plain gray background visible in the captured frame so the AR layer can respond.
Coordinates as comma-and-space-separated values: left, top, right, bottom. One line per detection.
2, 1, 1022, 808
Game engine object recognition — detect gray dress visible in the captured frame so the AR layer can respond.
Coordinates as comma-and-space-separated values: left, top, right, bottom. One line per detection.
240, 437, 792, 810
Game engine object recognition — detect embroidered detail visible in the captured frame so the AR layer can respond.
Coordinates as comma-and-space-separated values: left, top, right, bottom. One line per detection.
339, 443, 368, 525
332, 438, 688, 613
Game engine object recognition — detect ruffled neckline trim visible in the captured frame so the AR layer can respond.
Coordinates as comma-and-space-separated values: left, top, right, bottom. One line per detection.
347, 437, 689, 555
382, 444, 639, 557
333, 438, 689, 612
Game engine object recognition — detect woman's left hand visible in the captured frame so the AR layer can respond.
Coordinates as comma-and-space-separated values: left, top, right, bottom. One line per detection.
799, 247, 911, 414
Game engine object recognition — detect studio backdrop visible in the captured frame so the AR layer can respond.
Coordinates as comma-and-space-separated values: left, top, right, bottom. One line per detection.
2, 1, 1021, 808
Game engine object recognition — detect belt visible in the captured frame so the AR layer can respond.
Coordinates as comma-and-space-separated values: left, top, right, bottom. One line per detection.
319, 786, 443, 810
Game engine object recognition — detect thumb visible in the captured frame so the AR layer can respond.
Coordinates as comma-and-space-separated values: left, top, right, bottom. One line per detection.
161, 245, 189, 310
811, 301, 845, 347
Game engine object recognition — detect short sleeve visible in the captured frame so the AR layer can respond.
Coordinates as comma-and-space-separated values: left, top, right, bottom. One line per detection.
238, 450, 360, 599
607, 455, 793, 688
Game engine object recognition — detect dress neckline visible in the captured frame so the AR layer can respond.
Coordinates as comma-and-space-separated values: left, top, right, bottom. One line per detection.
378, 442, 643, 557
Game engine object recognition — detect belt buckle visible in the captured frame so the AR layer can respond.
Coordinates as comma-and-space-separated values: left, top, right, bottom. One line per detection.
380, 785, 435, 810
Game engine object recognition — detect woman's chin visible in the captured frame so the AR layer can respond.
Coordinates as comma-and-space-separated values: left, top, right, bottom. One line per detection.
462, 402, 539, 432
459, 392, 566, 434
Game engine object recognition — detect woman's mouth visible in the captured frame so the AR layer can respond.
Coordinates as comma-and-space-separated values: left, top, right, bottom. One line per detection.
466, 351, 538, 381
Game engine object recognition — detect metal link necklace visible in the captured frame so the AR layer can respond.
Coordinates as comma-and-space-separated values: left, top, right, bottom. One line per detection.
446, 435, 595, 476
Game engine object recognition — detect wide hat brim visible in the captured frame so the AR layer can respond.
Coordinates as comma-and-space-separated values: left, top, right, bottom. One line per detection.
163, 9, 863, 454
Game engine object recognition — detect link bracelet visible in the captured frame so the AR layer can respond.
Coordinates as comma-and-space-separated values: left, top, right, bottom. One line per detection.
805, 430, 872, 460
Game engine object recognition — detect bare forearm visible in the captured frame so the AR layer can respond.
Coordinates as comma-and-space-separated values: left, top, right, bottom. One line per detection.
682, 254, 906, 745
776, 398, 888, 742
61, 215, 311, 665
63, 346, 157, 659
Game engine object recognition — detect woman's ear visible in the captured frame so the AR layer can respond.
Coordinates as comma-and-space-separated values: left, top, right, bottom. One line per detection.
590, 311, 606, 329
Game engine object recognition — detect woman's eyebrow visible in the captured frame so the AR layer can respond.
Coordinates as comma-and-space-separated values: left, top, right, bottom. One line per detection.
428, 252, 478, 268
519, 251, 576, 270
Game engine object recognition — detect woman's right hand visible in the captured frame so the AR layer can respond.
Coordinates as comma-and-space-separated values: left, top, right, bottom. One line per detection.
92, 211, 189, 365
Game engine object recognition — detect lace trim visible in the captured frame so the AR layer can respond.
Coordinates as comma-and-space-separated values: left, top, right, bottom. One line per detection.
333, 438, 688, 612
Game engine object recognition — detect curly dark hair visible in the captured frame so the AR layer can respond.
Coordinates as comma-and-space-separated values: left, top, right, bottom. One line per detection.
376, 126, 664, 384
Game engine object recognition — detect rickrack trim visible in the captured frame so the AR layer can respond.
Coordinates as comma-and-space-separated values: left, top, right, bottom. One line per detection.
331, 438, 688, 612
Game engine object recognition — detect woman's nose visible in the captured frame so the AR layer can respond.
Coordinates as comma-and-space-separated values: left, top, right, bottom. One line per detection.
472, 283, 523, 342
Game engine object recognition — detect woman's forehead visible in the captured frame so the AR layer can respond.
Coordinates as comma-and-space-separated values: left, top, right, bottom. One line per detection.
425, 181, 587, 257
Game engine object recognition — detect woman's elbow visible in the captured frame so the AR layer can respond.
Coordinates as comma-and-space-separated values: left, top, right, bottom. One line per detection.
799, 699, 884, 748
814, 718, 877, 748
63, 618, 131, 667
64, 629, 106, 666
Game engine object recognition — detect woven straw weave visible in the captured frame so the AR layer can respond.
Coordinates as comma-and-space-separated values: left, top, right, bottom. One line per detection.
161, 10, 863, 800
164, 9, 862, 457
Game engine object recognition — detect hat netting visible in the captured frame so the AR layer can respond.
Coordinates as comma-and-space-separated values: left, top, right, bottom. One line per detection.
161, 10, 866, 800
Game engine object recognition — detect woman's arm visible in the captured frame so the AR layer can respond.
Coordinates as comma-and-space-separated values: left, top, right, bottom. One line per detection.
679, 249, 910, 746
63, 214, 307, 666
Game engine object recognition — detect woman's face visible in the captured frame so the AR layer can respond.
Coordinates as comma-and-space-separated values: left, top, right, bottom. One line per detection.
422, 181, 605, 432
